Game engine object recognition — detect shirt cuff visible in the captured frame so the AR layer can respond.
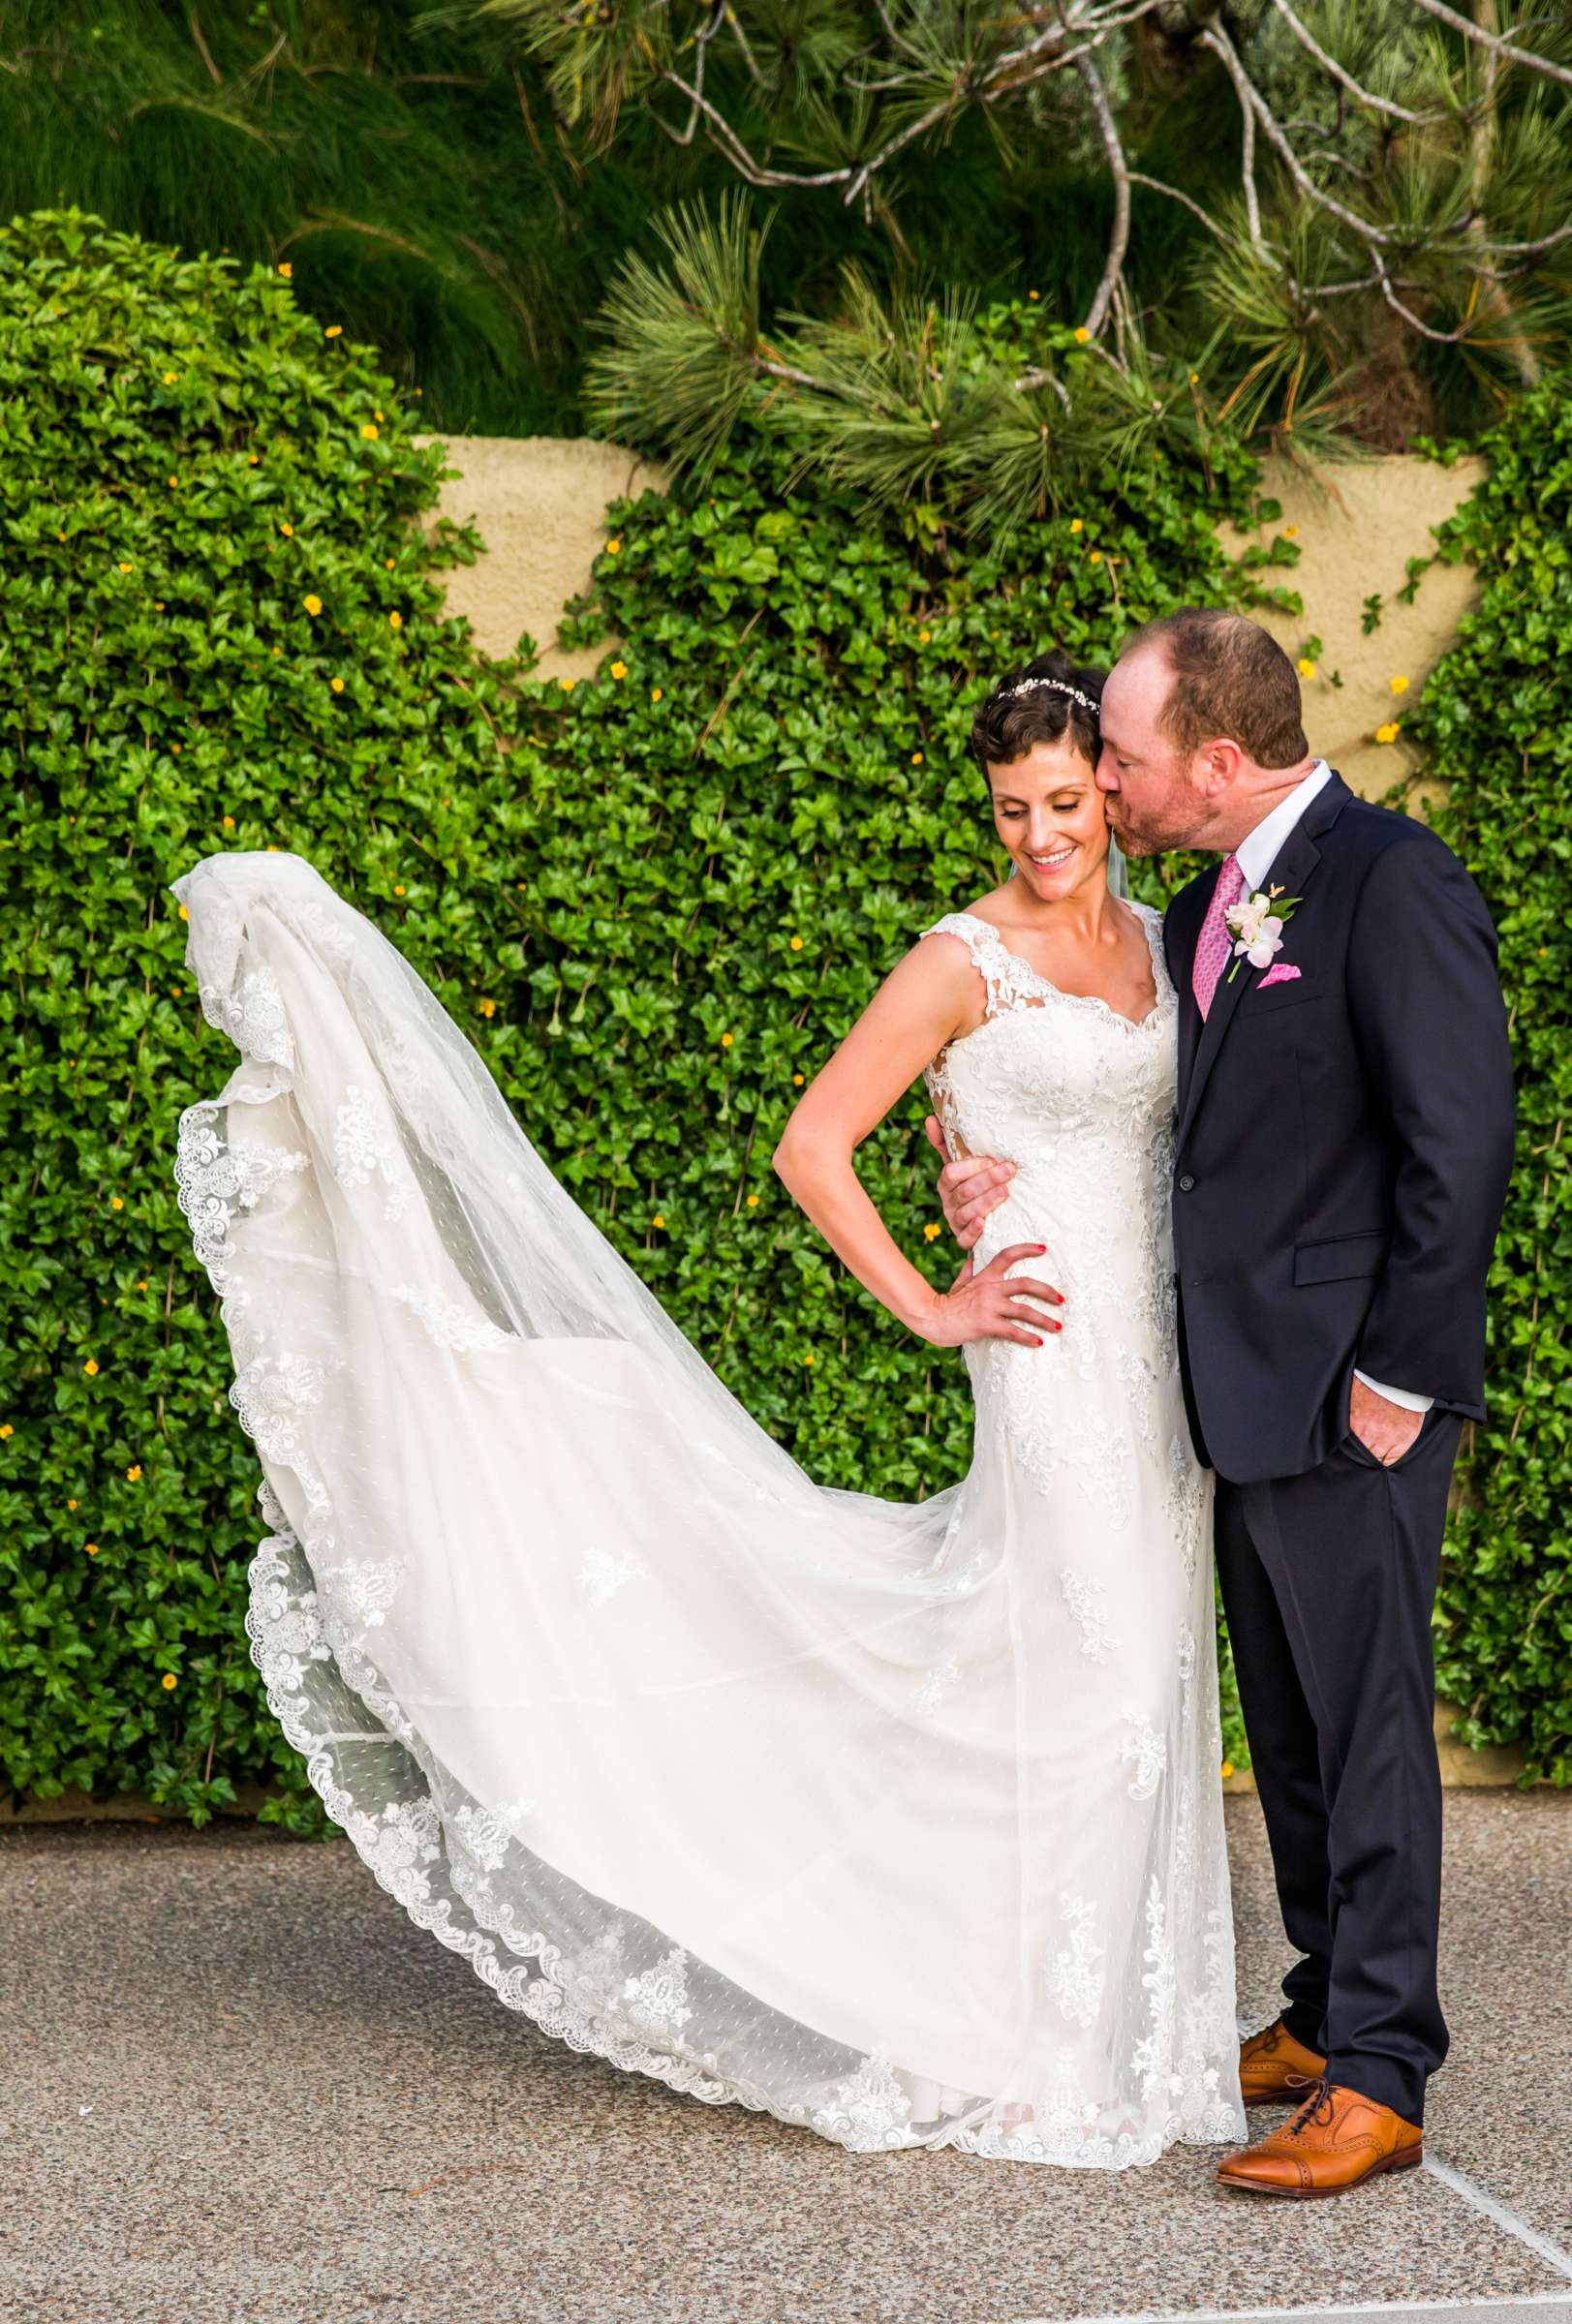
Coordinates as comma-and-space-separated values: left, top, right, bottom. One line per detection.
1354, 1370, 1434, 1415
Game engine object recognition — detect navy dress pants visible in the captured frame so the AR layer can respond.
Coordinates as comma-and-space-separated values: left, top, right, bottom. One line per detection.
1214, 1406, 1463, 2125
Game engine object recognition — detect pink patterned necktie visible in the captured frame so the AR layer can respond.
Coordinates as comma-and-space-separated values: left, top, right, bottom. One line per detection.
1191, 853, 1246, 1021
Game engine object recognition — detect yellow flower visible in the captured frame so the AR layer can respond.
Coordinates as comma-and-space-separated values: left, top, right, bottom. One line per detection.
789, 935, 803, 952
374, 410, 384, 422
478, 997, 496, 1019
721, 1032, 734, 1048
923, 1223, 941, 1241
361, 423, 380, 441
170, 742, 182, 755
651, 688, 663, 703
222, 813, 234, 829
1375, 720, 1402, 745
792, 1072, 805, 1086
559, 676, 575, 692
155, 601, 165, 612
302, 594, 322, 617
1069, 518, 1084, 535
280, 523, 293, 538
652, 1213, 665, 1229
84, 1542, 99, 1557
117, 561, 134, 574
609, 661, 627, 680
1390, 674, 1409, 695
803, 1352, 816, 1366
388, 610, 402, 630
324, 324, 343, 339
163, 371, 178, 385
83, 1359, 99, 1377
168, 475, 178, 488
1297, 657, 1317, 681
385, 558, 395, 571
126, 1464, 142, 1483
1189, 371, 1199, 385
110, 1196, 124, 1211
1090, 549, 1102, 564
1220, 1759, 1235, 1780
605, 537, 622, 555
162, 1671, 177, 1690
1283, 525, 1299, 539
249, 454, 260, 466
0, 1423, 12, 1440
393, 883, 406, 897
278, 261, 293, 279
747, 1194, 759, 1208
330, 676, 344, 694
68, 1497, 77, 1509
917, 628, 931, 644
137, 1280, 148, 1291
1073, 326, 1091, 344
910, 750, 923, 765
1028, 290, 1039, 302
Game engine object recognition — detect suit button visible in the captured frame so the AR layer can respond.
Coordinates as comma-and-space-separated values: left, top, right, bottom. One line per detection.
1178, 1174, 1196, 1192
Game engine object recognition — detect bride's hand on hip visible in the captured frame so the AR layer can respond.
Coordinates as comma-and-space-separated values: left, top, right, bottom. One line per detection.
912, 1243, 1064, 1349
924, 1115, 1016, 1252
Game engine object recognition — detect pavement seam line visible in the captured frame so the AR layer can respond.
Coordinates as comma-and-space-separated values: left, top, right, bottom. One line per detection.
1424, 2155, 1572, 2284
1031, 2296, 1572, 2324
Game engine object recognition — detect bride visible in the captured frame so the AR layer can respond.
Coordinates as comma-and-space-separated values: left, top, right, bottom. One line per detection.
172, 648, 1245, 2169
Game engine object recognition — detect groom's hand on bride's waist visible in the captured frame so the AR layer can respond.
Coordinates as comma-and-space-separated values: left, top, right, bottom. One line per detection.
924, 1115, 1016, 1253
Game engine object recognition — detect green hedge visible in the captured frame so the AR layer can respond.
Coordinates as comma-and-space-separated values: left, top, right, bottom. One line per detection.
6, 210, 1558, 1830
1409, 398, 1572, 1786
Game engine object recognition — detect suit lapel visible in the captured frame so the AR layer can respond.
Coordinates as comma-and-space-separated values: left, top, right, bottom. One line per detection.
1174, 773, 1351, 1155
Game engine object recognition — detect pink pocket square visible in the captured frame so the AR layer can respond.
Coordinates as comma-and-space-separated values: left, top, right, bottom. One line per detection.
1258, 963, 1302, 987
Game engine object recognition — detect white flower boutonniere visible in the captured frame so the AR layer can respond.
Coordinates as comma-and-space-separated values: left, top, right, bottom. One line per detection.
1224, 883, 1302, 981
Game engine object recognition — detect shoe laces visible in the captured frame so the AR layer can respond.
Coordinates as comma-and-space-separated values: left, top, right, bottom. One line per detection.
1284, 2073, 1336, 2136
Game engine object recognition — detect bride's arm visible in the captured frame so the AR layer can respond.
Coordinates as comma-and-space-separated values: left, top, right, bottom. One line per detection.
772, 939, 1063, 1350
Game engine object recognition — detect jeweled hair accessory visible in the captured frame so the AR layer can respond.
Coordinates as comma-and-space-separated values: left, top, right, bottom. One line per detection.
1002, 676, 1100, 714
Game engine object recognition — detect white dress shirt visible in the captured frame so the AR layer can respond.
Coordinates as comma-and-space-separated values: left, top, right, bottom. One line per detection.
1230, 759, 1433, 1418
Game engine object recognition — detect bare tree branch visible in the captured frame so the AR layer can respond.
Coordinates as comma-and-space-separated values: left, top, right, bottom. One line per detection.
1406, 0, 1572, 89
1202, 22, 1398, 246
1075, 50, 1131, 337
1266, 0, 1436, 123
1201, 19, 1266, 246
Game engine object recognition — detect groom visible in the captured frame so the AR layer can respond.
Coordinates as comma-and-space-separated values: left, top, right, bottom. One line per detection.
931, 609, 1515, 2197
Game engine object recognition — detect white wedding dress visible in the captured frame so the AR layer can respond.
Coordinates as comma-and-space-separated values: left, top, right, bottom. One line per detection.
172, 850, 1244, 2167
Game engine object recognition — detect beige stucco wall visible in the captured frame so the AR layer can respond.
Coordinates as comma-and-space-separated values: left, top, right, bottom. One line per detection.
1219, 451, 1487, 801
417, 438, 1486, 778
416, 434, 667, 675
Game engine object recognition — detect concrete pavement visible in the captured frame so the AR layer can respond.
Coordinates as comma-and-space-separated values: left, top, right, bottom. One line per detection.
2, 1792, 1568, 2324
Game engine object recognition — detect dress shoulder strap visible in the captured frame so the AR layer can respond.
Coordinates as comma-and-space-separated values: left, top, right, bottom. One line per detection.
917, 911, 1047, 1018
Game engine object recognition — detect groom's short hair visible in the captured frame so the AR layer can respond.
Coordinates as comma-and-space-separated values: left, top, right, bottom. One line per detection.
1124, 609, 1309, 769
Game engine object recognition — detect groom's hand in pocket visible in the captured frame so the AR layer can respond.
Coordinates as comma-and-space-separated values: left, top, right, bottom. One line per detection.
924, 1115, 1016, 1253
1348, 1375, 1427, 1465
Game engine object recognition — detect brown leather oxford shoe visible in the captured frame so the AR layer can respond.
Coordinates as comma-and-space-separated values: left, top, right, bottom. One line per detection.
1239, 2017, 1327, 2106
1217, 2077, 1423, 2198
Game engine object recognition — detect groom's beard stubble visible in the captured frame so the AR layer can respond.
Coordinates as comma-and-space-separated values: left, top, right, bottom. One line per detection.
1106, 796, 1213, 859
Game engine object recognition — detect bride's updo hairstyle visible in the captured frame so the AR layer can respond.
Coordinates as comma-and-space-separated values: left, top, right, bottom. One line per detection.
968, 649, 1106, 777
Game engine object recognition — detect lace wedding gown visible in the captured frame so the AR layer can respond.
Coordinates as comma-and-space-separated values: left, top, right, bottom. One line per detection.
172, 851, 1244, 2167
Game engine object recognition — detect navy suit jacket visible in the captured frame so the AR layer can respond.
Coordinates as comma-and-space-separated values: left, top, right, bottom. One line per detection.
1163, 772, 1515, 1484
